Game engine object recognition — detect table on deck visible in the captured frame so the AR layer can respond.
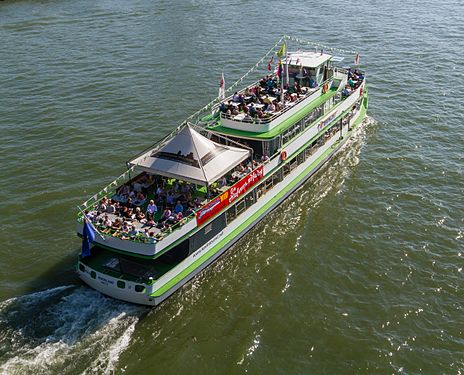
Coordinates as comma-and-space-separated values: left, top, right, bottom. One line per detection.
234, 113, 247, 121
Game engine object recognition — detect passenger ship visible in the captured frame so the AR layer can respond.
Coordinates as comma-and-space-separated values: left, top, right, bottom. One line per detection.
76, 37, 368, 305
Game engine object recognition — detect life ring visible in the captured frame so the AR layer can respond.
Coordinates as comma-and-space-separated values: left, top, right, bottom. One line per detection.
280, 150, 287, 161
322, 82, 329, 94
360, 86, 364, 97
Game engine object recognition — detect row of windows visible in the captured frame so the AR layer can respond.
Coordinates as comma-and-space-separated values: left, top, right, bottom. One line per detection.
79, 263, 146, 293
224, 100, 362, 226
281, 93, 344, 148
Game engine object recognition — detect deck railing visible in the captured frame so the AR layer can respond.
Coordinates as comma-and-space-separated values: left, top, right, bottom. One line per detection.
77, 165, 138, 215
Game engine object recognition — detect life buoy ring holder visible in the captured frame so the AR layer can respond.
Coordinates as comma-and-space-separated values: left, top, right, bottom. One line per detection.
280, 150, 287, 161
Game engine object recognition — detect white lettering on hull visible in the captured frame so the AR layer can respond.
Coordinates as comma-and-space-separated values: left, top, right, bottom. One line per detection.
192, 231, 224, 260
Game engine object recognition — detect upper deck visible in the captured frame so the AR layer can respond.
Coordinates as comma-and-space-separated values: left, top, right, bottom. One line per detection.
214, 51, 338, 137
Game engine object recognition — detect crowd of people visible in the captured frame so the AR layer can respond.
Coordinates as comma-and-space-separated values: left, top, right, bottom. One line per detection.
84, 158, 263, 243
341, 68, 365, 98
84, 174, 208, 242
219, 73, 310, 121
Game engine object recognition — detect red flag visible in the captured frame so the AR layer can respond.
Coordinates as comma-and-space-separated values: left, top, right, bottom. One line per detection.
268, 56, 273, 71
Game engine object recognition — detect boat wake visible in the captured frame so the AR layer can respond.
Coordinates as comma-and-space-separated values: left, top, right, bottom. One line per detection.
0, 286, 147, 375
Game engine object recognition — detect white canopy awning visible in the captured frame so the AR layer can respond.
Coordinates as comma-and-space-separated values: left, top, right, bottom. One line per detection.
129, 125, 251, 186
286, 51, 332, 68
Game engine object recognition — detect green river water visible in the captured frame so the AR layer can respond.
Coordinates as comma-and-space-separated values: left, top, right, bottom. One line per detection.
0, 0, 463, 373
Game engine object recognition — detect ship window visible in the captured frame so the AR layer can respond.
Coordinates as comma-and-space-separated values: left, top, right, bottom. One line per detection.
90, 271, 96, 279
265, 177, 274, 192
236, 198, 246, 216
245, 193, 255, 208
256, 185, 266, 199
117, 281, 125, 289
79, 263, 85, 272
272, 172, 281, 185
290, 158, 298, 171
135, 285, 146, 293
226, 207, 236, 224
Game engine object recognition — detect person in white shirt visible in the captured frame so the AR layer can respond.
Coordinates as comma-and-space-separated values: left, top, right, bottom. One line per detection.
146, 200, 158, 221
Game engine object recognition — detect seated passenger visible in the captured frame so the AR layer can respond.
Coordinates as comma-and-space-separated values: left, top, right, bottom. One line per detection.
117, 184, 130, 197
121, 221, 130, 233
160, 208, 172, 223
84, 210, 95, 222
134, 191, 145, 204
97, 199, 107, 214
146, 231, 156, 244
267, 102, 276, 112
135, 207, 145, 222
263, 95, 272, 104
156, 185, 165, 197
249, 104, 257, 118
174, 201, 184, 214
112, 218, 122, 230
175, 212, 184, 222
126, 197, 134, 209
128, 224, 138, 236
232, 92, 240, 102
106, 200, 116, 214
102, 215, 112, 227
348, 78, 355, 89
166, 191, 175, 206
125, 207, 134, 219
341, 87, 350, 97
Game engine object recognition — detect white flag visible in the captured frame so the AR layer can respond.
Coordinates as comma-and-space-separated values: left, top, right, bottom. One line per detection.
218, 72, 225, 100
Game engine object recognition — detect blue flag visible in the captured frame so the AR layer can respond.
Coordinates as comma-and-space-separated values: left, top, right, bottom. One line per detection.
82, 220, 96, 258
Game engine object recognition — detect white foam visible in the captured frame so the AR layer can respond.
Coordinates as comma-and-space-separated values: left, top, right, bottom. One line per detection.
0, 286, 145, 375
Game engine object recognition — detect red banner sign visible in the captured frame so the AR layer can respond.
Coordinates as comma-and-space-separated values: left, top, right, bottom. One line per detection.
196, 166, 264, 226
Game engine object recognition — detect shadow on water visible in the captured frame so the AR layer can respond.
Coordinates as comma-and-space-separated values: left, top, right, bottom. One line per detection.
0, 248, 150, 375
20, 250, 82, 298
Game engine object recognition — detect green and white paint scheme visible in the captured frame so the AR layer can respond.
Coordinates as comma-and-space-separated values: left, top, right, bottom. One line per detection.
76, 40, 368, 306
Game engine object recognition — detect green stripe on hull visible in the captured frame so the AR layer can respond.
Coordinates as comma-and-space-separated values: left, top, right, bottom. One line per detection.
151, 92, 368, 298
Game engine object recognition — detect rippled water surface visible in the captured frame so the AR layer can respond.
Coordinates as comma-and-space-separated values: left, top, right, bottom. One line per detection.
0, 0, 463, 373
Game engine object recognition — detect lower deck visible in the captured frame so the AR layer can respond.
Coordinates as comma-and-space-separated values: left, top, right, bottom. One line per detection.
80, 245, 181, 284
